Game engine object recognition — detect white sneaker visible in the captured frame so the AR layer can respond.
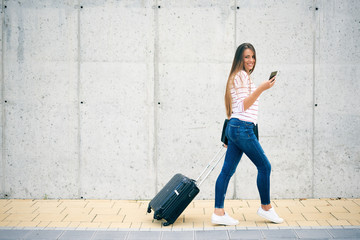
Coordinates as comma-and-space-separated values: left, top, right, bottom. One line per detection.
211, 212, 239, 226
257, 207, 284, 224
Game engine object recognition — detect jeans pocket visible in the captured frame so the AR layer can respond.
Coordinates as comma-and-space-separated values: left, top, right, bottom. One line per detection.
228, 124, 248, 141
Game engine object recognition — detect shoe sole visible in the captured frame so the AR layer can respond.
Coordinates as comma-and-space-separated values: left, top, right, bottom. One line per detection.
211, 219, 239, 226
257, 211, 283, 224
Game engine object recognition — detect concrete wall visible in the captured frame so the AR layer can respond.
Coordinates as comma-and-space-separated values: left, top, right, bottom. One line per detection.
0, 0, 359, 200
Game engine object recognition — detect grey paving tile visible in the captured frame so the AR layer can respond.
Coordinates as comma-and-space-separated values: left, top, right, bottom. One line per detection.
58, 230, 96, 240
337, 239, 360, 240
328, 228, 360, 238
262, 229, 297, 238
0, 230, 31, 239
294, 239, 328, 240
23, 230, 64, 239
295, 229, 331, 239
264, 238, 296, 240
3, 228, 360, 240
127, 231, 161, 240
92, 231, 128, 240
161, 231, 193, 240
228, 230, 263, 239
195, 230, 228, 240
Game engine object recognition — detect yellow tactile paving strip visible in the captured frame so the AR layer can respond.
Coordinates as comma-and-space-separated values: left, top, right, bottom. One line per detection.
0, 198, 359, 230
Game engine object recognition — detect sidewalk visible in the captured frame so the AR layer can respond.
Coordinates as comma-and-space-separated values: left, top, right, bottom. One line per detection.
0, 198, 359, 230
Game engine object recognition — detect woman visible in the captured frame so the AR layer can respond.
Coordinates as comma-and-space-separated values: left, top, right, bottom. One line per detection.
211, 43, 283, 225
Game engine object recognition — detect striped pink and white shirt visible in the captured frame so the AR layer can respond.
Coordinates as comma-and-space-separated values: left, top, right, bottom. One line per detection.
230, 70, 258, 124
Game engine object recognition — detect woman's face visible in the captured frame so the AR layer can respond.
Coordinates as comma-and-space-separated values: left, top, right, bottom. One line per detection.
243, 49, 255, 74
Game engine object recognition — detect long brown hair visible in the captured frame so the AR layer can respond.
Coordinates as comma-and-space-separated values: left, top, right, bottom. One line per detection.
225, 43, 256, 118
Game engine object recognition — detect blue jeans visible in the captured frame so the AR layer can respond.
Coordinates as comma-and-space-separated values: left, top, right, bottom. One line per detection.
215, 118, 271, 208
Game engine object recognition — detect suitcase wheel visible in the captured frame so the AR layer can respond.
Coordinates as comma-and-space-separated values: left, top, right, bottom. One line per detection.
147, 205, 151, 213
163, 222, 171, 227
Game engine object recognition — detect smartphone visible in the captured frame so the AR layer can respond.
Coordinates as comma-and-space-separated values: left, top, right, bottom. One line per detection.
269, 71, 278, 80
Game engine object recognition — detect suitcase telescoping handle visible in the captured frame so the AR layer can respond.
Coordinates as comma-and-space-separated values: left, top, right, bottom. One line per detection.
195, 145, 226, 187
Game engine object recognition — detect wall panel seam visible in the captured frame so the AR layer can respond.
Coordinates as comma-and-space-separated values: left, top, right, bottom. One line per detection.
311, 0, 318, 198
76, 1, 82, 199
1, 0, 6, 197
233, 0, 237, 200
153, 0, 159, 193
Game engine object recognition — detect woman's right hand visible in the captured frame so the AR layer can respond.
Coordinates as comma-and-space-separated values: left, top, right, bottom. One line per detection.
259, 77, 276, 91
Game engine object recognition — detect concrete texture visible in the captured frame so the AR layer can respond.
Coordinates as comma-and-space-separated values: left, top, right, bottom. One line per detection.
0, 0, 359, 199
1, 1, 79, 198
313, 0, 360, 198
78, 1, 156, 199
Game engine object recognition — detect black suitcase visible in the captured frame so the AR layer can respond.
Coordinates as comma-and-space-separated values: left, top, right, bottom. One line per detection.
146, 173, 199, 226
147, 147, 226, 226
